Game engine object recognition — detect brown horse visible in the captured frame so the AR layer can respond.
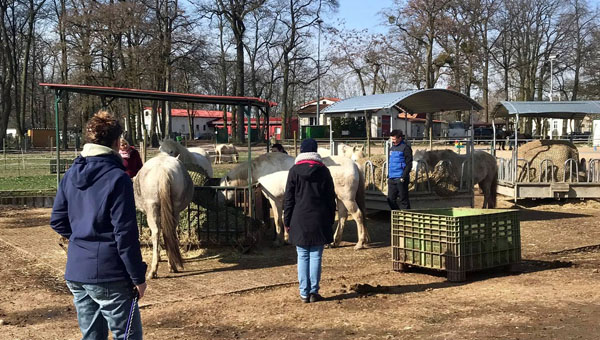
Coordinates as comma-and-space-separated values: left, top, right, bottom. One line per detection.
413, 149, 498, 208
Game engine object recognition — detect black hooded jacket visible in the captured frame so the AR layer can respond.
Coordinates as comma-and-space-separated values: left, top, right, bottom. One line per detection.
283, 153, 336, 246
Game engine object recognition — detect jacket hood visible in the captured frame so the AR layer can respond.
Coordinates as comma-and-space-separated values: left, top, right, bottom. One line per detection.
294, 152, 325, 179
69, 144, 125, 189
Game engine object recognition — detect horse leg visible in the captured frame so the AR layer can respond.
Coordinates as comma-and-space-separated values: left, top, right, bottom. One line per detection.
332, 201, 347, 248
146, 205, 160, 280
269, 198, 285, 247
481, 183, 489, 209
344, 200, 368, 250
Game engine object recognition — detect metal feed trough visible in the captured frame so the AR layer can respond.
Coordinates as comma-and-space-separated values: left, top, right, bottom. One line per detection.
322, 89, 483, 211
187, 180, 269, 247
492, 101, 600, 201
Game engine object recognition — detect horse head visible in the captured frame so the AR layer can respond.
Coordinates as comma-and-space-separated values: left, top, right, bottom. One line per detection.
159, 139, 180, 157
412, 150, 427, 170
350, 145, 366, 161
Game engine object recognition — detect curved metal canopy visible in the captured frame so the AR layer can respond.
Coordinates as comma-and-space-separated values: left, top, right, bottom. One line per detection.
321, 88, 482, 115
492, 101, 600, 120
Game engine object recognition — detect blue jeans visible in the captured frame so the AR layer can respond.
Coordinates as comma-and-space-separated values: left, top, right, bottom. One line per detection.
296, 245, 324, 297
66, 280, 142, 340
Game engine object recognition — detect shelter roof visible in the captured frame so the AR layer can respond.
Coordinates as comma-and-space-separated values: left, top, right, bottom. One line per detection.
40, 83, 277, 108
144, 107, 231, 118
397, 113, 446, 123
321, 89, 482, 115
210, 117, 284, 126
492, 101, 600, 119
300, 97, 340, 107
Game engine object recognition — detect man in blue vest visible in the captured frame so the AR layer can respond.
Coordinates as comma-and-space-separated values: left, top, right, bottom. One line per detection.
387, 129, 412, 209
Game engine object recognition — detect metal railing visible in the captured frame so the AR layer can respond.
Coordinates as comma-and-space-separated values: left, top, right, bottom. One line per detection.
539, 159, 555, 183
563, 159, 579, 183
497, 156, 600, 184
363, 160, 376, 191
189, 183, 266, 247
413, 160, 432, 193
588, 159, 600, 183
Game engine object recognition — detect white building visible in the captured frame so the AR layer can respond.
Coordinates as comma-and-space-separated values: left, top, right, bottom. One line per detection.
296, 97, 340, 127
141, 108, 230, 138
532, 118, 582, 138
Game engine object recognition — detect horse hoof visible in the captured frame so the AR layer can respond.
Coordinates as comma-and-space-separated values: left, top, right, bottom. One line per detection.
147, 273, 158, 280
354, 243, 367, 250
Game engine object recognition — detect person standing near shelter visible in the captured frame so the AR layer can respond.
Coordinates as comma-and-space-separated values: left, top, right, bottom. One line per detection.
284, 138, 336, 303
119, 138, 143, 178
387, 129, 413, 210
50, 111, 147, 340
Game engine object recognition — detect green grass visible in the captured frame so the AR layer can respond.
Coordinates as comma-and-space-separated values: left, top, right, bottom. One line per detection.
0, 175, 58, 193
0, 147, 253, 194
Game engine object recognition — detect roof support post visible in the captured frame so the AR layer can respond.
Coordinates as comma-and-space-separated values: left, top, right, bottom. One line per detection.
245, 106, 253, 220
470, 106, 475, 208
54, 89, 63, 188
365, 110, 371, 158
265, 106, 270, 153
492, 120, 496, 157
514, 113, 519, 203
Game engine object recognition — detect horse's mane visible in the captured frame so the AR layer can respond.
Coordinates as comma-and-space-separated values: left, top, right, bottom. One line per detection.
225, 153, 291, 180
161, 139, 195, 165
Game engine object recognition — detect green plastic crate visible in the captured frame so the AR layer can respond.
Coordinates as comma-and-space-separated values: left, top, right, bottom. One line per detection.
391, 208, 521, 282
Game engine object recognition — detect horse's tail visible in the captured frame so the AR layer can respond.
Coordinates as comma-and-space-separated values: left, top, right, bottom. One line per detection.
356, 164, 369, 241
490, 170, 498, 209
159, 169, 184, 269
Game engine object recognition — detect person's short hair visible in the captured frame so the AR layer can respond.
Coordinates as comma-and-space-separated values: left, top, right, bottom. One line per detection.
272, 143, 285, 152
390, 129, 404, 138
85, 110, 123, 147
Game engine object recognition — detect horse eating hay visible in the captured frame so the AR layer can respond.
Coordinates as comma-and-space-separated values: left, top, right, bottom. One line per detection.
224, 153, 369, 249
159, 139, 213, 179
133, 153, 194, 279
413, 149, 498, 208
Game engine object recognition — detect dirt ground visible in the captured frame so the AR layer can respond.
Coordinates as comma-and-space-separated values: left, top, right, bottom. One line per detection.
1, 194, 600, 340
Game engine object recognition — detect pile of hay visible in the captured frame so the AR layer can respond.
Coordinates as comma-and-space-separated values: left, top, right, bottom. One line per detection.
517, 140, 579, 182
429, 161, 460, 196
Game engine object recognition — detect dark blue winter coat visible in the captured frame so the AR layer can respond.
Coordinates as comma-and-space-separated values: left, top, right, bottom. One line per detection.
50, 151, 147, 285
388, 140, 413, 180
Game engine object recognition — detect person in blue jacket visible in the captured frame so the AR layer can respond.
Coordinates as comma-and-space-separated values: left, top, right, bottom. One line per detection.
387, 129, 413, 210
50, 111, 147, 340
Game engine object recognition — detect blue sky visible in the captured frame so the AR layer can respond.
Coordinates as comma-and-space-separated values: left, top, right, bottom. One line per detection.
331, 0, 395, 33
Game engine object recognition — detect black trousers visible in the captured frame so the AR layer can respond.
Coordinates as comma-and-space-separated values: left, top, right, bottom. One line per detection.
387, 178, 410, 210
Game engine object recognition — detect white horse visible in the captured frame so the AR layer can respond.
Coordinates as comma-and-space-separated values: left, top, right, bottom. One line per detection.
215, 143, 239, 164
226, 153, 369, 249
133, 154, 194, 279
318, 143, 366, 162
160, 139, 213, 178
